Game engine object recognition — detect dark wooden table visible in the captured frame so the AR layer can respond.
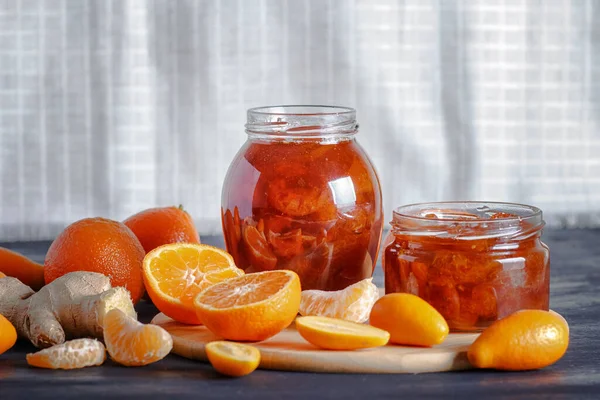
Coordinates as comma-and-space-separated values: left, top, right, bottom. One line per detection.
1, 230, 599, 399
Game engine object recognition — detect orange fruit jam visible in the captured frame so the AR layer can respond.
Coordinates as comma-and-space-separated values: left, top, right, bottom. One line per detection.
221, 106, 383, 291
383, 202, 550, 332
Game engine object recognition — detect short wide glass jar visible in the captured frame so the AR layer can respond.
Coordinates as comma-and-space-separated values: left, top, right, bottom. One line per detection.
383, 202, 550, 332
221, 106, 383, 291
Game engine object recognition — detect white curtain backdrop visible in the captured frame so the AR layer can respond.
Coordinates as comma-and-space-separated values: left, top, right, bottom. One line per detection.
1, 0, 599, 241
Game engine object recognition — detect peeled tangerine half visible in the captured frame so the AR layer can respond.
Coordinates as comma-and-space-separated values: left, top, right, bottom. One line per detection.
26, 339, 106, 370
103, 309, 173, 367
296, 316, 390, 351
299, 278, 379, 323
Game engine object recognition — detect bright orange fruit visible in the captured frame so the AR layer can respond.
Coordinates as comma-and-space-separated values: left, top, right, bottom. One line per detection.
296, 316, 390, 350
103, 309, 173, 367
205, 341, 261, 377
468, 309, 569, 371
124, 205, 201, 254
0, 248, 44, 290
299, 278, 379, 323
44, 218, 146, 303
143, 243, 244, 325
0, 313, 17, 355
26, 339, 106, 369
194, 270, 301, 342
369, 293, 449, 347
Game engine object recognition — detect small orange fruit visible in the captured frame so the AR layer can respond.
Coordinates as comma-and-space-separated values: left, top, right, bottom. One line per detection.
103, 309, 173, 367
26, 339, 106, 369
44, 218, 146, 303
124, 205, 201, 254
0, 272, 6, 279
299, 278, 379, 323
0, 313, 17, 355
468, 309, 569, 371
369, 293, 449, 347
194, 270, 301, 342
205, 341, 261, 377
143, 243, 244, 325
296, 316, 390, 350
0, 247, 44, 290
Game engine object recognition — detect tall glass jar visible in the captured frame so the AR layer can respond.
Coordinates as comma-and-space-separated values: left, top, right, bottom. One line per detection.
221, 106, 383, 291
383, 202, 550, 332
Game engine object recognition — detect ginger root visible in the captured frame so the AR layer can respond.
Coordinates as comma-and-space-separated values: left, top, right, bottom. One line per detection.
0, 271, 136, 348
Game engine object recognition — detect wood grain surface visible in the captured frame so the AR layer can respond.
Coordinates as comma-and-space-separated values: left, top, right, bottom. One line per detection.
151, 313, 479, 374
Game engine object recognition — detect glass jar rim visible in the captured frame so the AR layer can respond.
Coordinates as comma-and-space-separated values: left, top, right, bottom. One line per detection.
245, 105, 358, 139
248, 105, 355, 116
391, 201, 545, 241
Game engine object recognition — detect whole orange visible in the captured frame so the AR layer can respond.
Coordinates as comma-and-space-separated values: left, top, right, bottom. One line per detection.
124, 206, 200, 253
44, 218, 145, 303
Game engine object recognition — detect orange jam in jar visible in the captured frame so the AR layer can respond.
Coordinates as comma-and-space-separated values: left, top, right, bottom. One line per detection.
383, 202, 549, 331
221, 106, 383, 291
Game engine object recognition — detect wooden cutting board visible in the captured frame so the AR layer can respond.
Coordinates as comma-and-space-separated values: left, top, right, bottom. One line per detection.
152, 313, 479, 374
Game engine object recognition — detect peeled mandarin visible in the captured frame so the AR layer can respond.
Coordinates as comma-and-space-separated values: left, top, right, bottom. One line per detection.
205, 341, 261, 377
296, 316, 390, 350
369, 293, 449, 347
467, 309, 569, 371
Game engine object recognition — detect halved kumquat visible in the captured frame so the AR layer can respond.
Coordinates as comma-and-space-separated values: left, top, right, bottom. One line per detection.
296, 316, 390, 350
205, 341, 261, 377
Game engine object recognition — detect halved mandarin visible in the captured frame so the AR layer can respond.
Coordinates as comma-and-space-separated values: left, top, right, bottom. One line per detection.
143, 243, 244, 324
296, 316, 390, 350
194, 270, 301, 342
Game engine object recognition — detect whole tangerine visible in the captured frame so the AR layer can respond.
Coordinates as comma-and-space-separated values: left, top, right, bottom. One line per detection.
124, 206, 200, 253
44, 218, 145, 303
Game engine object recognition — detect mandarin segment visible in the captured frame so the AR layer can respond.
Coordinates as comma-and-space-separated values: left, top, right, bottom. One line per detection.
143, 243, 243, 325
205, 341, 261, 377
194, 270, 301, 342
103, 309, 172, 367
299, 278, 379, 323
26, 339, 106, 370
